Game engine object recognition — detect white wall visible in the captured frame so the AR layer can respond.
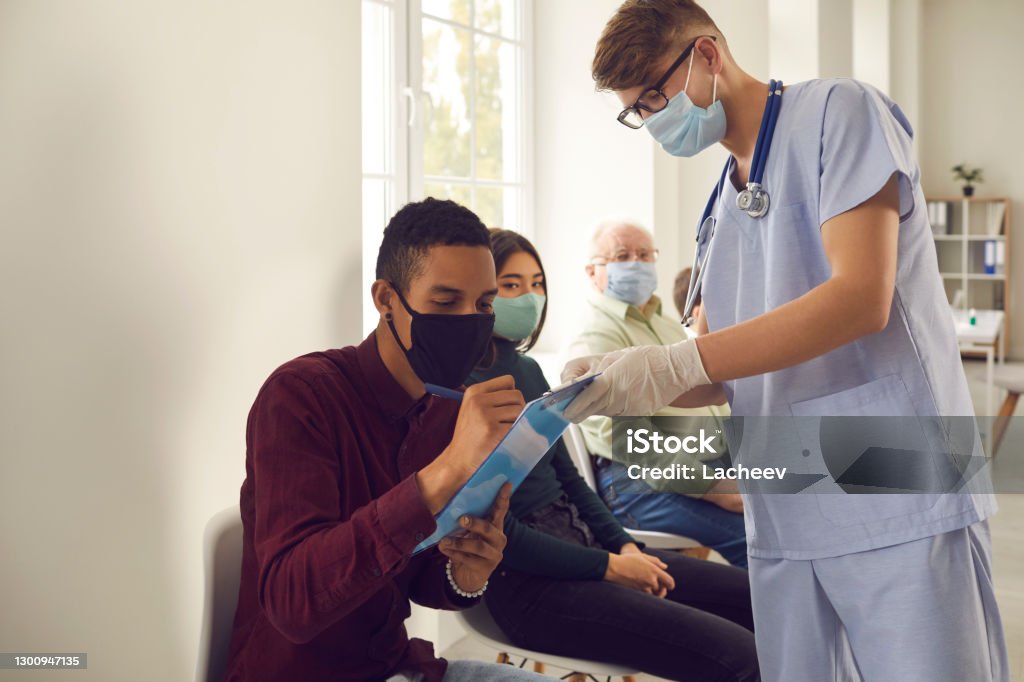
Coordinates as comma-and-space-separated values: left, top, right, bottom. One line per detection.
769, 0, 821, 84
531, 0, 775, 352
853, 0, 892, 91
819, 0, 854, 79
657, 0, 771, 314
888, 0, 923, 142
0, 1, 362, 679
531, 0, 656, 355
918, 0, 1024, 357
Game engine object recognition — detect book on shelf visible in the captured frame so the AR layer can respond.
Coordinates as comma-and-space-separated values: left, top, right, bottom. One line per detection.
986, 201, 1006, 236
928, 200, 950, 235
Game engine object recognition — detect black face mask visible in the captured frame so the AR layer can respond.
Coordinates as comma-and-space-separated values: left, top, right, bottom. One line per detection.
385, 284, 495, 389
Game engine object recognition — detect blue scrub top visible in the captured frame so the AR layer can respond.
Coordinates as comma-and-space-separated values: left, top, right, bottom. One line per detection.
700, 78, 996, 559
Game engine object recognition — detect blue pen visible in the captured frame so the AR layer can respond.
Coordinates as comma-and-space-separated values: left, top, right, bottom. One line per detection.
424, 383, 465, 402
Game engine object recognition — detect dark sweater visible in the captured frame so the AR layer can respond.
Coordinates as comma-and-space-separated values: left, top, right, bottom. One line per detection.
467, 338, 635, 580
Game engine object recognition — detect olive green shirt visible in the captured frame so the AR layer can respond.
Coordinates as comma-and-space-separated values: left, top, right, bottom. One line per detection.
567, 291, 730, 496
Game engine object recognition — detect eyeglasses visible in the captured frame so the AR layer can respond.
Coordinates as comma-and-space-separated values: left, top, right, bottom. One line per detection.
617, 36, 716, 129
591, 248, 660, 265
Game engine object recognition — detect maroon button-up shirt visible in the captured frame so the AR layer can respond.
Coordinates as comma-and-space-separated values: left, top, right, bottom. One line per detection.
223, 333, 475, 682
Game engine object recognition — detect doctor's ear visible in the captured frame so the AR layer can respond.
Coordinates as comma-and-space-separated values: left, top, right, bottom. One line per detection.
695, 36, 723, 74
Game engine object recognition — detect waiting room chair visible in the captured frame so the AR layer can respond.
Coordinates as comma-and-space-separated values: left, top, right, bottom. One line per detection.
992, 363, 1024, 456
196, 506, 243, 682
455, 603, 639, 682
563, 424, 707, 555
197, 505, 637, 682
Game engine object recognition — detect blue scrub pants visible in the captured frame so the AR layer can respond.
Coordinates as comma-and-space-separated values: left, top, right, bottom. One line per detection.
749, 521, 1008, 682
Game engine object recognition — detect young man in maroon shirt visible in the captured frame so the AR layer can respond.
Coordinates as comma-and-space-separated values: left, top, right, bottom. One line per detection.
223, 199, 551, 681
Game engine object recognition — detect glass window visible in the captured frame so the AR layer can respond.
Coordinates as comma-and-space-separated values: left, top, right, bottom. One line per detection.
418, 0, 527, 230
361, 0, 401, 333
362, 0, 531, 333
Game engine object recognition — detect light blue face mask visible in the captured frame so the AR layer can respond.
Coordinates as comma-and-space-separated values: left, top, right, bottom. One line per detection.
604, 261, 658, 307
492, 292, 546, 342
644, 53, 726, 157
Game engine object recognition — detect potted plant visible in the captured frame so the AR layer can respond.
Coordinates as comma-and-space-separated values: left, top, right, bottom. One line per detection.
952, 163, 983, 197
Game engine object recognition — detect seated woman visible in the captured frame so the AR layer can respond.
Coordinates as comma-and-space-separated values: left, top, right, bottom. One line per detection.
466, 229, 758, 682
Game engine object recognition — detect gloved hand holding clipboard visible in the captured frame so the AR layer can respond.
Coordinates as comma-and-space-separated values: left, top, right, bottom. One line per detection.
413, 373, 600, 554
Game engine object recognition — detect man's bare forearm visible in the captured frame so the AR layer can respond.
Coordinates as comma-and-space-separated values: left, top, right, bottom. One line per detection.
670, 382, 728, 408
694, 277, 887, 384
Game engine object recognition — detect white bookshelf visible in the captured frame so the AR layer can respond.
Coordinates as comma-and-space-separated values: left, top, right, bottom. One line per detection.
928, 196, 1012, 356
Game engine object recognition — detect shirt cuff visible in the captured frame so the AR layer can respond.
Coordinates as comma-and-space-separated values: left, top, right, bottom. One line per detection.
375, 475, 437, 569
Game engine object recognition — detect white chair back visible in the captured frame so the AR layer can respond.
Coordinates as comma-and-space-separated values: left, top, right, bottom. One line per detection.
196, 506, 244, 682
563, 423, 598, 491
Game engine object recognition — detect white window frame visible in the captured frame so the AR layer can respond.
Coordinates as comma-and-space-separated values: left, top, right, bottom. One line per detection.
407, 0, 534, 238
372, 0, 410, 215
362, 0, 534, 333
361, 0, 409, 333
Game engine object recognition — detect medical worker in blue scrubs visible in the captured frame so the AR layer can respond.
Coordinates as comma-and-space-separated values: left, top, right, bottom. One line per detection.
562, 1, 1009, 681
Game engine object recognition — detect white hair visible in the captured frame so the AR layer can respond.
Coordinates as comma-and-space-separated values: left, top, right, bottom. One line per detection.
589, 220, 654, 258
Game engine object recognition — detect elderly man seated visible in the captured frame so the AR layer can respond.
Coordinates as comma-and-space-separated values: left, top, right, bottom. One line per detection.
568, 220, 748, 567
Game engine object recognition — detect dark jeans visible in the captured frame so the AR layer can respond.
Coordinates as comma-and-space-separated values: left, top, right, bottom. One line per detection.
485, 548, 759, 682
598, 457, 750, 568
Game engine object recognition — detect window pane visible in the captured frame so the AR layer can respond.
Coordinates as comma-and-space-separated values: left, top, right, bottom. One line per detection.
422, 18, 472, 178
424, 181, 472, 208
474, 186, 519, 229
422, 0, 471, 24
362, 1, 393, 176
474, 36, 518, 182
363, 177, 394, 332
475, 0, 517, 39
474, 186, 503, 227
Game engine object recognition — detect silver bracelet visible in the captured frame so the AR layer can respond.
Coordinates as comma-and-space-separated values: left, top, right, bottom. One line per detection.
445, 560, 487, 599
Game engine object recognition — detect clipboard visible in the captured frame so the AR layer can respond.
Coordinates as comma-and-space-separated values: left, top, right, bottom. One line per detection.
412, 373, 599, 554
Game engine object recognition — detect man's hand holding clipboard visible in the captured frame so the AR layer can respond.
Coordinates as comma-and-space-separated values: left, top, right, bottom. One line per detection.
413, 373, 600, 555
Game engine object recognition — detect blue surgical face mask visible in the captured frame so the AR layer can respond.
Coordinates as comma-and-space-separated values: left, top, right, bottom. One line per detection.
604, 261, 658, 307
644, 53, 726, 158
492, 292, 546, 342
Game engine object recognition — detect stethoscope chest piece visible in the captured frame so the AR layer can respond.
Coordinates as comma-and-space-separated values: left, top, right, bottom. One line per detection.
682, 78, 783, 324
734, 78, 783, 220
737, 184, 770, 218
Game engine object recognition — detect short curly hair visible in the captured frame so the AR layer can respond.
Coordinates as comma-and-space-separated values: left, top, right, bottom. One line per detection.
375, 198, 491, 292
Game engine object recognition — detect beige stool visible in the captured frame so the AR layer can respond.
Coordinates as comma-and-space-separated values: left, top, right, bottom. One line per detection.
991, 363, 1024, 455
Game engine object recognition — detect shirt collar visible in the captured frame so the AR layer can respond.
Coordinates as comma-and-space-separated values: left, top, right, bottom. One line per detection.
356, 331, 428, 421
588, 290, 663, 322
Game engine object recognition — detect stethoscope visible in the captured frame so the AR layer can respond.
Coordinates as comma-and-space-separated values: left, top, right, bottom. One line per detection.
682, 79, 784, 327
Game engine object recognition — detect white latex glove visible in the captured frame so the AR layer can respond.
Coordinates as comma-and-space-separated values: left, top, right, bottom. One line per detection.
561, 347, 633, 383
560, 340, 711, 422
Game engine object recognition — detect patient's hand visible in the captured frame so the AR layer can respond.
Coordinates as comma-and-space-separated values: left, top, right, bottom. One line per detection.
439, 483, 511, 594
417, 375, 524, 514
445, 375, 525, 477
604, 550, 675, 598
